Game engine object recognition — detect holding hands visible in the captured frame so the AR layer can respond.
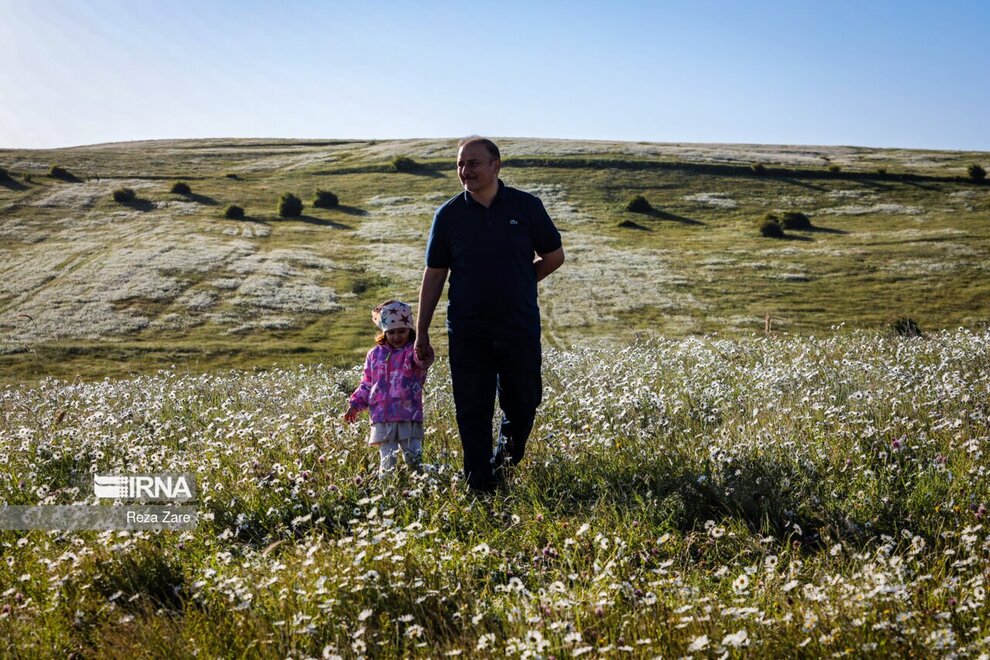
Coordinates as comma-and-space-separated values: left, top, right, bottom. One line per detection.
414, 333, 433, 364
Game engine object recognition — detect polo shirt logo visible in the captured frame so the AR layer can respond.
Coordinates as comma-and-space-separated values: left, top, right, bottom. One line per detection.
509, 219, 519, 225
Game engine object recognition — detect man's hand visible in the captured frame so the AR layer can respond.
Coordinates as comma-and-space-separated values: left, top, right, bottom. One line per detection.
343, 407, 359, 423
416, 266, 447, 361
414, 332, 433, 362
534, 246, 565, 282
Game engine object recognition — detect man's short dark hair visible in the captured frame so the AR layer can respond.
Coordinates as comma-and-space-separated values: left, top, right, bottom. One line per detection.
457, 136, 500, 161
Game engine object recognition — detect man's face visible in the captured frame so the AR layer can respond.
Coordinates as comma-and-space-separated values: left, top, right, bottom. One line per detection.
457, 143, 500, 195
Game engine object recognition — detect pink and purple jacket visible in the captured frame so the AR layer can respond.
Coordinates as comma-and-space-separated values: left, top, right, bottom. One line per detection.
348, 343, 432, 423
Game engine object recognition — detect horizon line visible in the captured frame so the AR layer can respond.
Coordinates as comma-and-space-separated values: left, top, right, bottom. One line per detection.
2, 136, 988, 154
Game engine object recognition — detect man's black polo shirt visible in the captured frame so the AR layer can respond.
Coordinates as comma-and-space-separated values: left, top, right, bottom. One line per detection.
425, 180, 562, 339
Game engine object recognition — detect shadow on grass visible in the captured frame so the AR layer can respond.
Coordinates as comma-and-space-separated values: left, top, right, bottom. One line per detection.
902, 180, 941, 190
333, 204, 368, 217
179, 193, 219, 206
774, 176, 826, 192
626, 209, 705, 226
50, 172, 83, 183
235, 216, 271, 226
296, 214, 352, 229
393, 167, 445, 179
89, 547, 185, 612
526, 452, 832, 551
801, 224, 848, 235
857, 180, 895, 192
118, 198, 156, 212
653, 209, 704, 225
617, 219, 650, 231
0, 177, 28, 191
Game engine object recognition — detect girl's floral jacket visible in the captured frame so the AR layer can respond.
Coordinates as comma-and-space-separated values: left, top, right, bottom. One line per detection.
348, 343, 432, 423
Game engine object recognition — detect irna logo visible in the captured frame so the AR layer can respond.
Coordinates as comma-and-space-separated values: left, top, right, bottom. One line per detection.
93, 474, 196, 501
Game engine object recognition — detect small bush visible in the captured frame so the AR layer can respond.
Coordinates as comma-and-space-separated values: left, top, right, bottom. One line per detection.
876, 167, 887, 175
350, 274, 387, 295
758, 214, 784, 238
277, 193, 303, 218
968, 163, 986, 182
391, 156, 419, 173
49, 165, 74, 180
828, 164, 841, 173
624, 195, 653, 214
312, 190, 339, 209
617, 219, 648, 230
751, 163, 766, 175
225, 173, 239, 180
112, 187, 136, 203
170, 181, 192, 195
0, 166, 10, 181
889, 317, 923, 338
780, 211, 812, 230
223, 204, 245, 220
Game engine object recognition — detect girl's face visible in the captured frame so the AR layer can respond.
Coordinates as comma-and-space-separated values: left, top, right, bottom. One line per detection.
385, 327, 410, 348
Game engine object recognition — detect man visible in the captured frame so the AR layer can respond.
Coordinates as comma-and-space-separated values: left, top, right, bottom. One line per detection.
416, 137, 565, 492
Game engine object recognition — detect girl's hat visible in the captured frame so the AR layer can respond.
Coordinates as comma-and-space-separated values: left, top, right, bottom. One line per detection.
372, 300, 414, 331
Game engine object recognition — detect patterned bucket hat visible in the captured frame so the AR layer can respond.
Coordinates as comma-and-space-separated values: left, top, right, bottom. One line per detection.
371, 300, 414, 331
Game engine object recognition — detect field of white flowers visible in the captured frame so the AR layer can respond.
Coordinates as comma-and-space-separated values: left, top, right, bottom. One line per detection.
1, 328, 988, 657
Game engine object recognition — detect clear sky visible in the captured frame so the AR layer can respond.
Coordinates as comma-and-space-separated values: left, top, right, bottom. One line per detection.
1, 0, 987, 151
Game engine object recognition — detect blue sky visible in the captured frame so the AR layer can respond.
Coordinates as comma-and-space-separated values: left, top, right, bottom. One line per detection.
1, 0, 987, 150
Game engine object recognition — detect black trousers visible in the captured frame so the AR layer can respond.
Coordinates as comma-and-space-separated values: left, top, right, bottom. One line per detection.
448, 330, 543, 492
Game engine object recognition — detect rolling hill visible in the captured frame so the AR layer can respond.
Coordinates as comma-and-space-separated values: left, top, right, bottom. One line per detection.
1, 138, 987, 382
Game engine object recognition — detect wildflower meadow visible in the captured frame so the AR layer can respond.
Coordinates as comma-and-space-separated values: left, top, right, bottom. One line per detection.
1, 327, 989, 657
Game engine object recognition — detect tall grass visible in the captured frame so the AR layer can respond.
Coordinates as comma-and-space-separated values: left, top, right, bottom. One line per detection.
1, 328, 989, 656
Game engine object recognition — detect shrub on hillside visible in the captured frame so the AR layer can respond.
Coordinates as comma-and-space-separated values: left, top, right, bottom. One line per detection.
751, 163, 767, 175
225, 173, 239, 180
112, 187, 136, 203
170, 181, 192, 195
0, 166, 10, 181
780, 211, 812, 230
312, 190, 339, 209
828, 164, 841, 173
351, 278, 371, 295
968, 163, 987, 182
876, 167, 888, 175
49, 165, 74, 180
223, 204, 245, 220
758, 213, 785, 238
278, 193, 303, 218
391, 156, 419, 173
624, 195, 653, 214
889, 316, 923, 338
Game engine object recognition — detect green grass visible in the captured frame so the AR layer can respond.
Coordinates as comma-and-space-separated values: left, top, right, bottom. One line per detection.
1, 138, 988, 384
1, 329, 988, 656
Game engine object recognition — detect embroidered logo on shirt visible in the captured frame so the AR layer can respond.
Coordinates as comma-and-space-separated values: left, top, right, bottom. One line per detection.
509, 219, 519, 225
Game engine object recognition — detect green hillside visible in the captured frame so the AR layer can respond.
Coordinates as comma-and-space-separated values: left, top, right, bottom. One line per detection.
1, 138, 988, 383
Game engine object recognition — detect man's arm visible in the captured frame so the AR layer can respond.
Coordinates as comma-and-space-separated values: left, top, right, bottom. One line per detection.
534, 246, 565, 282
415, 266, 448, 359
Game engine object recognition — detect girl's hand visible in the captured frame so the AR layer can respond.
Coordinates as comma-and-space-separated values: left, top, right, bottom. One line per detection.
344, 407, 359, 423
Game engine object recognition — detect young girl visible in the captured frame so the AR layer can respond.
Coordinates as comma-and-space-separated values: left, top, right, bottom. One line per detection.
344, 300, 434, 475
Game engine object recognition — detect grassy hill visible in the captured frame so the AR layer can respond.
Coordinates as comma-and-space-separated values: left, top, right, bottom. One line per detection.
1, 138, 988, 383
